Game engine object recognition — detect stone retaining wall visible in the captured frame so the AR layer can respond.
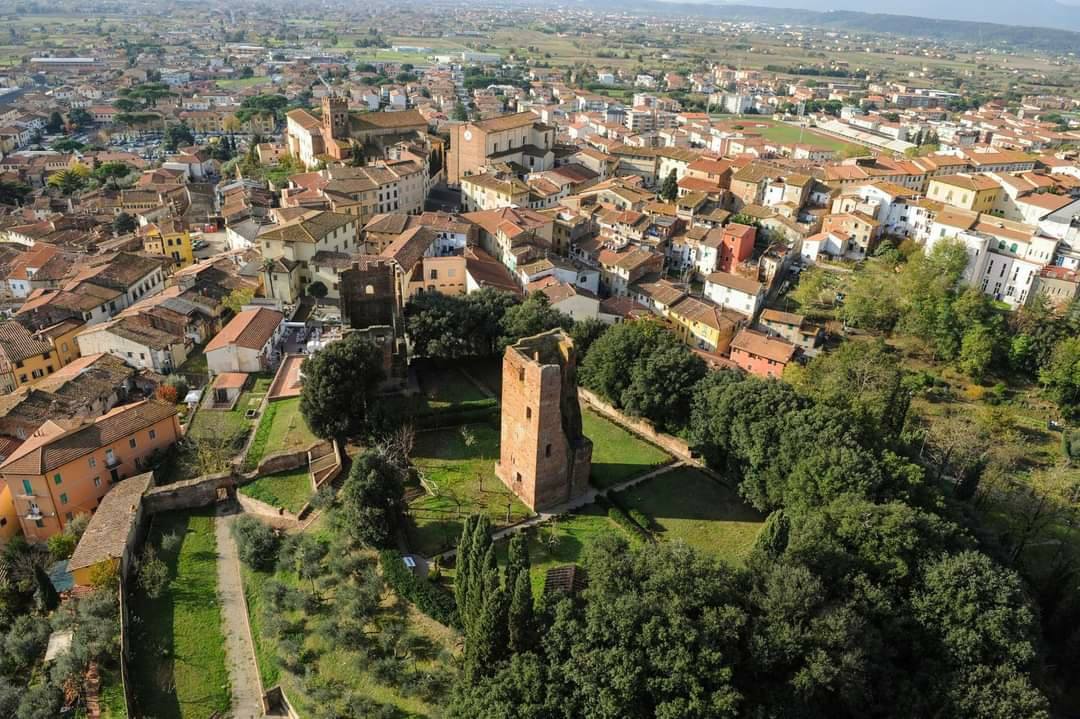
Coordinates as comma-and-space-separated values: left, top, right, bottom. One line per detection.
143, 471, 237, 514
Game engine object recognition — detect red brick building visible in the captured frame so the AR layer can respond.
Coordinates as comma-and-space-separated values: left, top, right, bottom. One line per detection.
495, 330, 592, 511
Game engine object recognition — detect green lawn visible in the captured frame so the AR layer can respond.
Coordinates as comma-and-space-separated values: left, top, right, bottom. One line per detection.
98, 655, 128, 718
244, 398, 319, 470
582, 408, 671, 489
408, 423, 530, 557
240, 468, 313, 515
129, 509, 230, 719
177, 345, 207, 377
157, 388, 260, 483
240, 563, 283, 690
614, 467, 764, 566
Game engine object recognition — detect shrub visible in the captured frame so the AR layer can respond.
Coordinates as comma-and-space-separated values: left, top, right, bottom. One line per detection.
606, 506, 650, 542
378, 550, 458, 628
233, 515, 281, 571
166, 374, 189, 398
47, 533, 77, 561
628, 508, 652, 531
155, 384, 179, 404
137, 546, 169, 599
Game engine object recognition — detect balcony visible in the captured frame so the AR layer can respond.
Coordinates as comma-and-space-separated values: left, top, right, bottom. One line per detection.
24, 508, 44, 521
105, 454, 122, 468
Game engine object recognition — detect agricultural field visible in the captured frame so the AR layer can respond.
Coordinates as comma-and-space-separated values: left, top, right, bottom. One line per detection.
129, 509, 230, 719
240, 532, 457, 717
614, 467, 765, 566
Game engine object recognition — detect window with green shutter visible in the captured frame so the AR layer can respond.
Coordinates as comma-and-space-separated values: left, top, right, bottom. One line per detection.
53, 474, 62, 485
60, 493, 68, 505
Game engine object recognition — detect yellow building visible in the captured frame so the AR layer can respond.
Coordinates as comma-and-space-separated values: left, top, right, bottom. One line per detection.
926, 173, 1001, 212
0, 486, 18, 543
665, 295, 743, 353
142, 220, 195, 267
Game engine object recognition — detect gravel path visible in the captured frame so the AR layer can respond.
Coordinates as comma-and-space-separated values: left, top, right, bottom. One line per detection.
215, 507, 266, 719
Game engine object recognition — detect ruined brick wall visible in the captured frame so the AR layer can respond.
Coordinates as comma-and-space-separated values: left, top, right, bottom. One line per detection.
496, 330, 592, 511
339, 259, 396, 330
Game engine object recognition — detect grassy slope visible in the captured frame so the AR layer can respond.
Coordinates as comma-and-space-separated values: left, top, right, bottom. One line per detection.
129, 509, 229, 719
582, 408, 671, 489
239, 468, 313, 514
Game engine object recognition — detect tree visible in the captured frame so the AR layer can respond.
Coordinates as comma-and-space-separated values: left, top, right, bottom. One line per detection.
579, 320, 669, 408
223, 286, 255, 314
233, 515, 281, 571
568, 318, 607, 361
47, 166, 90, 195
33, 564, 58, 612
307, 280, 328, 305
792, 339, 910, 445
452, 102, 469, 121
137, 546, 169, 599
338, 449, 406, 548
93, 160, 133, 189
499, 292, 573, 348
789, 266, 834, 312
0, 180, 31, 206
69, 108, 92, 127
47, 532, 77, 561
508, 569, 535, 654
620, 334, 706, 432
112, 211, 137, 234
164, 122, 195, 152
958, 322, 996, 381
45, 111, 64, 133
299, 333, 386, 439
1039, 336, 1080, 419
660, 168, 678, 202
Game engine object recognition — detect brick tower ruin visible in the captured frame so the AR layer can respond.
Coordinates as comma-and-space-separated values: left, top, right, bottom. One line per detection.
495, 329, 592, 512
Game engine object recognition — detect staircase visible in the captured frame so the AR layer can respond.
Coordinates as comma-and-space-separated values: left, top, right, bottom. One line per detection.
308, 441, 342, 488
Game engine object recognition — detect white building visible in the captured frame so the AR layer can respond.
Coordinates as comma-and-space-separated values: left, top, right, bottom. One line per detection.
703, 271, 765, 319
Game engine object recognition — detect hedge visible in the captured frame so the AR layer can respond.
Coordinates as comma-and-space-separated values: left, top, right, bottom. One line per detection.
379, 550, 460, 629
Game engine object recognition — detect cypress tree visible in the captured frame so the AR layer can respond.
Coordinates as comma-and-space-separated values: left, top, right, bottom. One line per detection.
454, 515, 478, 628
465, 585, 509, 681
508, 570, 535, 654
505, 532, 529, 594
465, 517, 493, 633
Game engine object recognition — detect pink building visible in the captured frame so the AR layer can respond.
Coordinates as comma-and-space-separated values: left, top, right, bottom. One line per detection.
719, 223, 756, 274
729, 328, 795, 379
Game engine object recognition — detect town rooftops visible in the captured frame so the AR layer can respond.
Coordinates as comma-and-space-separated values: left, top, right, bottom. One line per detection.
0, 321, 53, 366
706, 270, 764, 295
0, 399, 177, 475
67, 471, 153, 573
760, 308, 805, 327
258, 210, 356, 244
930, 173, 1001, 192
205, 307, 283, 353
731, 328, 797, 364
470, 111, 541, 133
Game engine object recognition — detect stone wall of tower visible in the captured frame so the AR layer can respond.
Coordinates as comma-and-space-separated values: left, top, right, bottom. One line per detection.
495, 330, 592, 512
321, 95, 349, 140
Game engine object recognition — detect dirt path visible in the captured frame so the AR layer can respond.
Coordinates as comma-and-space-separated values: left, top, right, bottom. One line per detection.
215, 507, 266, 719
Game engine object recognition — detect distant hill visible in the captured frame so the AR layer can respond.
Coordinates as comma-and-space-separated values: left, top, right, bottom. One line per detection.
629, 1, 1080, 51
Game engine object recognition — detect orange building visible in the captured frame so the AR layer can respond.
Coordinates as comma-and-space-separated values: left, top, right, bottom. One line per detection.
0, 399, 179, 541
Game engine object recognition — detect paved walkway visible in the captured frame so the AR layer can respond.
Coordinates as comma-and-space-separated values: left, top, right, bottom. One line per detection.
215, 507, 266, 719
430, 461, 685, 561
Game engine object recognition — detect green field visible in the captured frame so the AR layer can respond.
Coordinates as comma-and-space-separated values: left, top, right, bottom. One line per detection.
240, 467, 313, 514
416, 363, 491, 407
216, 76, 273, 89
408, 423, 530, 557
129, 509, 230, 719
752, 120, 867, 155
582, 408, 671, 489
615, 467, 764, 566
